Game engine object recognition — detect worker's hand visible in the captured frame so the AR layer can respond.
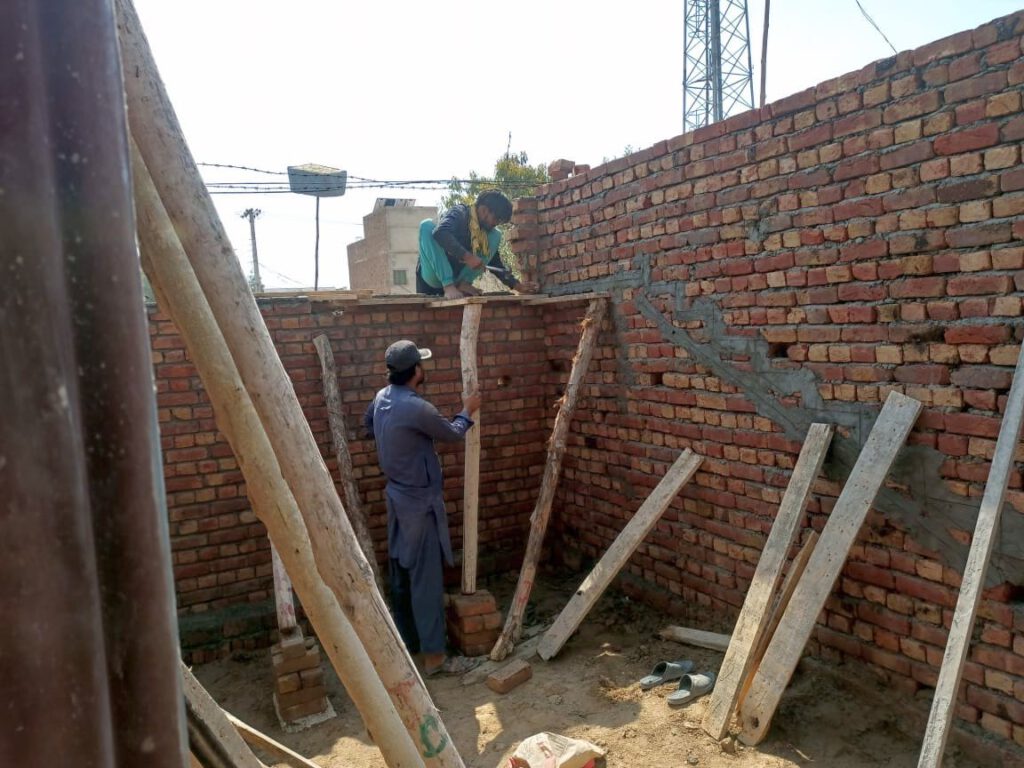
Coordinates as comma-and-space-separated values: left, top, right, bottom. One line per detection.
464, 253, 484, 270
443, 284, 465, 300
463, 391, 482, 415
515, 280, 539, 294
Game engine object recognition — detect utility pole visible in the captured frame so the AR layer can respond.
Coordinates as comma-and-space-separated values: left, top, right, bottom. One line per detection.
683, 0, 755, 132
240, 208, 263, 293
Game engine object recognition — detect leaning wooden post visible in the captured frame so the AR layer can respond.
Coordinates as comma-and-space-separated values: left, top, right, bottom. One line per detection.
182, 663, 265, 768
702, 423, 834, 739
490, 298, 607, 661
130, 141, 423, 768
119, 4, 463, 763
539, 449, 703, 660
312, 333, 382, 589
460, 304, 483, 594
271, 542, 298, 634
918, 350, 1024, 768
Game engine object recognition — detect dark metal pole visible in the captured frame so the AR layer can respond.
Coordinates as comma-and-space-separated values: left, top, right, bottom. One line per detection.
0, 1, 185, 766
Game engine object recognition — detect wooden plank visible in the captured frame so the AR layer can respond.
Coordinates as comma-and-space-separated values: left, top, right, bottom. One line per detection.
271, 541, 297, 633
182, 663, 266, 768
538, 449, 703, 660
702, 423, 834, 739
738, 530, 819, 708
738, 391, 922, 745
490, 299, 608, 661
228, 714, 322, 768
312, 334, 381, 588
425, 294, 529, 308
460, 305, 483, 594
659, 626, 732, 653
127, 133, 424, 767
918, 349, 1024, 768
521, 292, 610, 306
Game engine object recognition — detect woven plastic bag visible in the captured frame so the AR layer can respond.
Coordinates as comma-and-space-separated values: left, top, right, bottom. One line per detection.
506, 731, 604, 768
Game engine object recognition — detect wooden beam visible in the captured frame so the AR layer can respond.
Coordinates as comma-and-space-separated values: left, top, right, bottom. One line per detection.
738, 391, 922, 746
740, 530, 820, 707
918, 350, 1024, 768
490, 299, 608, 661
312, 333, 381, 589
119, 4, 464, 762
182, 664, 266, 768
271, 542, 298, 633
128, 138, 421, 767
460, 305, 483, 594
538, 449, 703, 660
659, 626, 731, 653
521, 292, 610, 306
228, 714, 323, 768
426, 294, 528, 308
702, 423, 834, 739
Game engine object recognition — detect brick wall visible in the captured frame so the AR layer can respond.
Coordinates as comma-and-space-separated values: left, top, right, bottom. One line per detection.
514, 11, 1024, 751
153, 296, 571, 660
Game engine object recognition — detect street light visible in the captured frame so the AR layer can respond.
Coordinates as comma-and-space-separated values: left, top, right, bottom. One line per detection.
287, 163, 347, 290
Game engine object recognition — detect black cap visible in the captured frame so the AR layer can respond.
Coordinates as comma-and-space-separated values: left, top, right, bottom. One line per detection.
385, 340, 432, 372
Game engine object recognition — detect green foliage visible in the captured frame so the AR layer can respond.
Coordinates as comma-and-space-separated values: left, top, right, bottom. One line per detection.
441, 150, 548, 211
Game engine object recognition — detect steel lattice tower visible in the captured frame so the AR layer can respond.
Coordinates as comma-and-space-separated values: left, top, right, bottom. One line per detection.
683, 0, 755, 132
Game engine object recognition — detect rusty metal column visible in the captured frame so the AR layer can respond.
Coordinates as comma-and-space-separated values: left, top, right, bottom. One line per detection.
0, 2, 186, 767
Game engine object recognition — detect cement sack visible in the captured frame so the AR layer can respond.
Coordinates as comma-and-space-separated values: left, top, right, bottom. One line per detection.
506, 731, 605, 768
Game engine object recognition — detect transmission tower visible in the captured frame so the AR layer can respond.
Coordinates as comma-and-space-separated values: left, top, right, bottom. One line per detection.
683, 0, 755, 133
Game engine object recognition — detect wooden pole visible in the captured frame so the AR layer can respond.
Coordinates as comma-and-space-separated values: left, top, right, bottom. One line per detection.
490, 299, 607, 661
313, 333, 382, 588
271, 542, 298, 634
658, 626, 732, 653
460, 304, 483, 594
739, 392, 921, 745
130, 141, 423, 768
539, 449, 703, 660
918, 350, 1024, 767
759, 0, 770, 108
702, 423, 833, 739
117, 5, 462, 763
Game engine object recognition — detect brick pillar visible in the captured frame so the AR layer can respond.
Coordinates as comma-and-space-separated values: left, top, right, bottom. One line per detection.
270, 628, 333, 726
509, 196, 540, 288
446, 591, 503, 657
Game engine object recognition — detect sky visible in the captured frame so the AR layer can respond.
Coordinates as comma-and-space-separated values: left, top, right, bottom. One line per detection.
132, 0, 1024, 291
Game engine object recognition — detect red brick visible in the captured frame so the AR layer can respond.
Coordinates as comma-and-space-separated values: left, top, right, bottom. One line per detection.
486, 658, 533, 694
449, 591, 497, 617
933, 125, 1000, 155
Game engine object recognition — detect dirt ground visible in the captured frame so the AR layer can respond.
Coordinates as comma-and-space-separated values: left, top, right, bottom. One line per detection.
196, 575, 988, 768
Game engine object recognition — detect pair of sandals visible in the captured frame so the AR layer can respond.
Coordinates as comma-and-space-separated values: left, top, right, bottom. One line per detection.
639, 660, 716, 707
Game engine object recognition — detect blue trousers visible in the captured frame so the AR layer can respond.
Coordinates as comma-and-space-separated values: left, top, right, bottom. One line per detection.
388, 524, 446, 655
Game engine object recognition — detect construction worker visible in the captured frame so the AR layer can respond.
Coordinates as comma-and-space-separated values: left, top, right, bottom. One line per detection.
364, 340, 482, 675
416, 189, 538, 299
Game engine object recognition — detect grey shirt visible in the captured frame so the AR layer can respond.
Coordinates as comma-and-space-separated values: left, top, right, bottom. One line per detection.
364, 385, 473, 566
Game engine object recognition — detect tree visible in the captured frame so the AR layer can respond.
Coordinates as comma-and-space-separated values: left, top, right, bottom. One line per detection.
441, 151, 549, 283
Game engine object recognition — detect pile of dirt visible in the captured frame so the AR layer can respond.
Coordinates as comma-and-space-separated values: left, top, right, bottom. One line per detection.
195, 576, 991, 768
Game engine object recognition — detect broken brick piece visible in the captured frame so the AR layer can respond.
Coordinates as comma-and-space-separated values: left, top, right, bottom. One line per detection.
486, 659, 533, 694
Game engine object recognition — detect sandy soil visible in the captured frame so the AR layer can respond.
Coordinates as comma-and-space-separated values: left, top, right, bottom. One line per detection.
195, 575, 987, 768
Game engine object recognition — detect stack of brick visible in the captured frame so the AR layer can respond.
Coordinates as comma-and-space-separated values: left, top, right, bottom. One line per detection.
446, 591, 503, 657
271, 629, 331, 724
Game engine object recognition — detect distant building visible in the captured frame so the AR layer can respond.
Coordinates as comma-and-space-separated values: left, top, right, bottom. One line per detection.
347, 198, 437, 295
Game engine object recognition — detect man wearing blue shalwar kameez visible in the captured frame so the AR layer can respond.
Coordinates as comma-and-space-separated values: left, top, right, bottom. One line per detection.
364, 340, 482, 676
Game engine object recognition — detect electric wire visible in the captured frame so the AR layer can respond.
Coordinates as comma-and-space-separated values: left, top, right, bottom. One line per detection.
854, 0, 898, 56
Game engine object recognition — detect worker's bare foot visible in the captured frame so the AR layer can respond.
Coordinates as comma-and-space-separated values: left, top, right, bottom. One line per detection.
443, 285, 465, 300
455, 282, 481, 296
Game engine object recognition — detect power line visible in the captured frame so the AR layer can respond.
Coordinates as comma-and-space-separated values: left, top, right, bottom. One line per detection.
854, 0, 897, 56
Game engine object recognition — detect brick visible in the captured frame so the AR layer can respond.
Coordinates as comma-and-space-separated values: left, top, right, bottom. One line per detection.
486, 658, 533, 694
947, 275, 1013, 297
279, 695, 331, 722
449, 591, 497, 617
276, 630, 308, 660
272, 648, 320, 675
933, 125, 1000, 155
276, 683, 329, 711
275, 672, 301, 695
299, 667, 325, 687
